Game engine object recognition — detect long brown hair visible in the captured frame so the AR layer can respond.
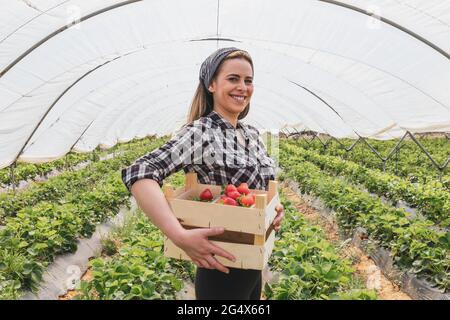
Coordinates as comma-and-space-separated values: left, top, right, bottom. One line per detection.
187, 50, 253, 124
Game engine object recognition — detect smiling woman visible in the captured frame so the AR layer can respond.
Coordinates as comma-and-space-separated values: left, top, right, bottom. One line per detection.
188, 48, 254, 126
121, 47, 284, 300
204, 57, 254, 125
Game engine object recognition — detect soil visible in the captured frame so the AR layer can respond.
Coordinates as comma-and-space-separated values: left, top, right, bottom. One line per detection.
58, 268, 93, 300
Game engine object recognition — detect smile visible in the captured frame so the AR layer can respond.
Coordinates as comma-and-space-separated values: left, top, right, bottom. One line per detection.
230, 95, 246, 102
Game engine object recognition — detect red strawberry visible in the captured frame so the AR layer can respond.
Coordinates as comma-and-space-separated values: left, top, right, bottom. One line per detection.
216, 195, 228, 204
239, 194, 255, 207
199, 188, 213, 202
224, 184, 237, 196
227, 190, 241, 200
237, 183, 250, 195
223, 197, 238, 206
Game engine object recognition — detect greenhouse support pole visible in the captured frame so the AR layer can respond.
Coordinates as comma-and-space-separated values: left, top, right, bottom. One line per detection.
395, 146, 399, 175
442, 155, 450, 171
331, 136, 362, 152
315, 133, 329, 148
286, 130, 292, 138
438, 155, 450, 182
10, 162, 17, 194
384, 132, 408, 162
406, 131, 441, 170
359, 137, 385, 162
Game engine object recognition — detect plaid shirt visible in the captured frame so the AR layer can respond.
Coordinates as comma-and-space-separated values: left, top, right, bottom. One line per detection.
121, 110, 276, 192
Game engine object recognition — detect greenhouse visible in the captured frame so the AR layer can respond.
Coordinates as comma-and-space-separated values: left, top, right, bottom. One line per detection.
0, 0, 449, 302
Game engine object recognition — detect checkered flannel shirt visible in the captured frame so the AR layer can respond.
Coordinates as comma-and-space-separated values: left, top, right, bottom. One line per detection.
121, 110, 276, 192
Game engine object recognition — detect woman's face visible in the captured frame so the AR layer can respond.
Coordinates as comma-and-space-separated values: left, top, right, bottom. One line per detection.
208, 58, 254, 116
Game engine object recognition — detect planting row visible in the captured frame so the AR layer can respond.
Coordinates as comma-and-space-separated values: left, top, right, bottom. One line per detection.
0, 137, 167, 299
279, 147, 449, 292
0, 136, 155, 187
0, 138, 166, 223
76, 172, 194, 300
283, 140, 450, 228
0, 153, 90, 187
0, 174, 129, 299
265, 192, 377, 300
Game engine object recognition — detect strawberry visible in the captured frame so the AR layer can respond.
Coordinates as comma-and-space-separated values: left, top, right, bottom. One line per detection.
227, 190, 241, 200
224, 184, 237, 196
239, 194, 255, 207
216, 195, 228, 204
223, 197, 238, 206
216, 196, 237, 206
237, 183, 250, 195
199, 188, 213, 202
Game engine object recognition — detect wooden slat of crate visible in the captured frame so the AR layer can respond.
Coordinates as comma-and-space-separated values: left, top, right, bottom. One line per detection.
262, 229, 276, 268
181, 225, 256, 245
264, 192, 279, 230
164, 232, 275, 270
169, 196, 266, 235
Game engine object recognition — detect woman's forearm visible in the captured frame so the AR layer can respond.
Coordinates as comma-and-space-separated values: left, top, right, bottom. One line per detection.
130, 178, 186, 244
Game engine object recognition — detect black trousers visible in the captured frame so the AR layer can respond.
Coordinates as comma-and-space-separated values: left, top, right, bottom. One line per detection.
195, 267, 262, 300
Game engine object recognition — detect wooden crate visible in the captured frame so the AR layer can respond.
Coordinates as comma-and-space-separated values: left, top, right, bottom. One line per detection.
162, 172, 279, 270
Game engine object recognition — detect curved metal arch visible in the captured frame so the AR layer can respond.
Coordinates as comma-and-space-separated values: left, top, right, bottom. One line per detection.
233, 36, 450, 114
11, 35, 443, 166
11, 48, 145, 166
30, 56, 335, 151
90, 77, 308, 141
319, 0, 449, 60
6, 17, 447, 148
288, 80, 398, 140
4, 36, 406, 139
0, 0, 71, 45
0, 0, 143, 77
127, 89, 297, 136
12, 39, 405, 167
92, 76, 335, 140
60, 61, 346, 137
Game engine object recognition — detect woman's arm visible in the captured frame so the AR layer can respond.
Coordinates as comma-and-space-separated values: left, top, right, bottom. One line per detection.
130, 178, 236, 273
130, 178, 186, 242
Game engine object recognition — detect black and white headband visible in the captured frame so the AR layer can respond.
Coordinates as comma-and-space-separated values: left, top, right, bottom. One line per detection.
199, 47, 250, 91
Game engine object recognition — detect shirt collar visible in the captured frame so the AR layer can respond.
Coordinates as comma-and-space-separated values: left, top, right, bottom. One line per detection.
207, 110, 245, 131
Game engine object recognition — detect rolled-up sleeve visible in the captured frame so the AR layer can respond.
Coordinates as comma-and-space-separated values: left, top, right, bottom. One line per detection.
121, 123, 199, 191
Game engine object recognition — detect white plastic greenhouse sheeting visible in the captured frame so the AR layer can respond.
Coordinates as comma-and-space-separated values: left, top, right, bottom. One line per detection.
0, 0, 449, 168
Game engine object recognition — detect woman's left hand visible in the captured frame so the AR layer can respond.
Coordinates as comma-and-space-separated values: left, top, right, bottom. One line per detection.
273, 204, 284, 232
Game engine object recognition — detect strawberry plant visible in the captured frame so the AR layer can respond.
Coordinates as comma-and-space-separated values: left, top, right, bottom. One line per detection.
265, 192, 377, 300
76, 211, 191, 300
279, 144, 450, 292
283, 140, 450, 227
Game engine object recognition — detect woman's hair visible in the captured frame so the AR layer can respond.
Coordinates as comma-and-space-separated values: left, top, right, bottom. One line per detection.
187, 50, 253, 124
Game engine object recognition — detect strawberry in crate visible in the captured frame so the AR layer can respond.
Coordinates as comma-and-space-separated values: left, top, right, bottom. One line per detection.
191, 188, 214, 202
217, 183, 256, 207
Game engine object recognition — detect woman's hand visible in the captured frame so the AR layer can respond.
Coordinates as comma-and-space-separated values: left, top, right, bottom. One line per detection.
172, 227, 236, 274
273, 204, 285, 232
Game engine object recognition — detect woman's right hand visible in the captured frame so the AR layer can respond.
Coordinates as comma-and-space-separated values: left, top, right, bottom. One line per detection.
172, 227, 236, 274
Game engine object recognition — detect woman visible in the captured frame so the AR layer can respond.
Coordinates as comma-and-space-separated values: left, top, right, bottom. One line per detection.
121, 47, 284, 300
